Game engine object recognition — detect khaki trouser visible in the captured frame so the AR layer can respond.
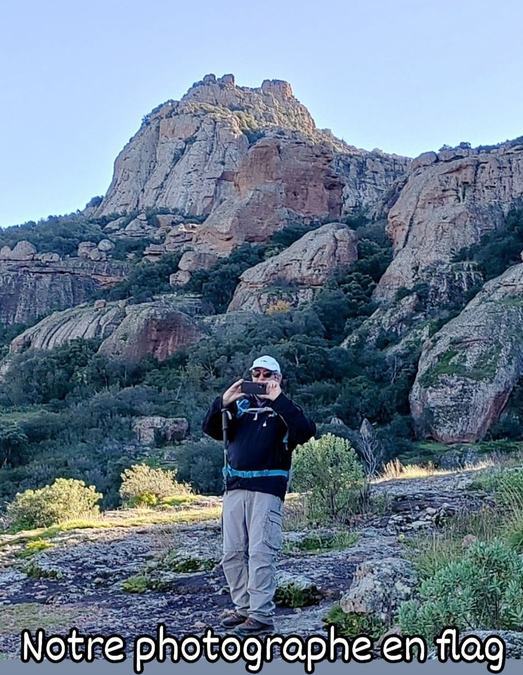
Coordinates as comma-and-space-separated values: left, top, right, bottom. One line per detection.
221, 489, 283, 625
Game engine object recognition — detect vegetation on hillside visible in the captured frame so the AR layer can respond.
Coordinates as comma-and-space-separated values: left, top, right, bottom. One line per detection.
0, 209, 522, 513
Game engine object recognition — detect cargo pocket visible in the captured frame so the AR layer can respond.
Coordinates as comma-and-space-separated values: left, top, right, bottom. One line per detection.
263, 509, 283, 551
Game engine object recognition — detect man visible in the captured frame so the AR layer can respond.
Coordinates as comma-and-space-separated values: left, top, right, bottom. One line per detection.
202, 355, 316, 636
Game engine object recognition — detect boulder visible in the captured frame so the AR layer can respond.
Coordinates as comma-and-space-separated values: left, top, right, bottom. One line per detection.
410, 263, 523, 442
10, 241, 37, 260
132, 416, 189, 445
78, 241, 97, 258
340, 558, 417, 624
97, 300, 205, 364
228, 223, 358, 312
97, 239, 115, 253
6, 296, 204, 365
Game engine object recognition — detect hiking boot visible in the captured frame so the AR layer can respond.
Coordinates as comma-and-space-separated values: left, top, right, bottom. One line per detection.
232, 617, 274, 636
220, 611, 248, 628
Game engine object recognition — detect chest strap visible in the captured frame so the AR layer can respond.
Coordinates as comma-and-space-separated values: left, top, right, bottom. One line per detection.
223, 464, 289, 479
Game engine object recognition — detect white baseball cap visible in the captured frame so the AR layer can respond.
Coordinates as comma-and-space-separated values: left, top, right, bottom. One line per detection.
250, 355, 281, 374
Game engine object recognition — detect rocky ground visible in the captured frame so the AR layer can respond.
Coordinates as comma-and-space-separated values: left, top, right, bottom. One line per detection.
0, 468, 502, 660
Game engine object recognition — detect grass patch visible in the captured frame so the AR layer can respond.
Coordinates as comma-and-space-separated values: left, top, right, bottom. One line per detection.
0, 603, 88, 635
15, 538, 55, 559
121, 575, 150, 593
405, 506, 508, 581
0, 506, 221, 548
161, 494, 200, 507
284, 530, 358, 555
275, 577, 322, 608
22, 559, 63, 580
374, 459, 449, 482
159, 550, 217, 573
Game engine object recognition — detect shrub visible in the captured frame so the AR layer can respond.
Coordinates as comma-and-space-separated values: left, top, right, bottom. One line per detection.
274, 579, 322, 608
6, 478, 102, 530
175, 438, 224, 495
119, 464, 192, 508
323, 603, 385, 640
398, 540, 523, 640
292, 434, 366, 523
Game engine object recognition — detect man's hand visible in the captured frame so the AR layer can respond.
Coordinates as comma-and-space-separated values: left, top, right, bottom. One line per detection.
222, 379, 245, 407
259, 380, 282, 401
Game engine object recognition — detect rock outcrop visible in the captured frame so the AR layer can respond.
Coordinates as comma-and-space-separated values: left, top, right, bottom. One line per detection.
132, 416, 189, 445
4, 296, 206, 368
340, 558, 417, 624
410, 263, 523, 442
0, 257, 129, 326
94, 74, 408, 256
97, 301, 204, 364
375, 141, 523, 302
227, 223, 358, 312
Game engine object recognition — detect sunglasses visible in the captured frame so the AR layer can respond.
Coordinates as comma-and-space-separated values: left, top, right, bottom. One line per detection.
251, 369, 275, 378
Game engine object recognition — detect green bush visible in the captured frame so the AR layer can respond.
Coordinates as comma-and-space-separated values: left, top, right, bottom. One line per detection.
398, 540, 523, 640
175, 438, 224, 494
6, 478, 102, 530
292, 434, 366, 523
323, 603, 385, 640
119, 464, 192, 508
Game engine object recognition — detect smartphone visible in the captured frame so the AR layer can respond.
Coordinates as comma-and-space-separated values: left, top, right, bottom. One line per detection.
241, 381, 267, 395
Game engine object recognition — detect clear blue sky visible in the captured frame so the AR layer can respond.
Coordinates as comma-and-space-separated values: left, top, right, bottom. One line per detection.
1, 0, 522, 228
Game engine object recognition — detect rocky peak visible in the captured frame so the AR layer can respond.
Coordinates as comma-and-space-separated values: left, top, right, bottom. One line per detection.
180, 73, 315, 136
95, 74, 408, 222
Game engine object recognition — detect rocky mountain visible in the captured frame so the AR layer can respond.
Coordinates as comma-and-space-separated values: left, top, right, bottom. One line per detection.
2, 296, 206, 370
94, 74, 408, 259
1, 74, 523, 447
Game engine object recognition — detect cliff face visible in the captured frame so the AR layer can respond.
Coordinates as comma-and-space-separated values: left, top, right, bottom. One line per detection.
375, 143, 523, 301
95, 74, 409, 255
410, 262, 523, 442
0, 258, 129, 326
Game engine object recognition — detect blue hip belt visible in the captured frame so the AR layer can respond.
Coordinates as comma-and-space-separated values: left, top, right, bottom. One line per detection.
223, 464, 289, 479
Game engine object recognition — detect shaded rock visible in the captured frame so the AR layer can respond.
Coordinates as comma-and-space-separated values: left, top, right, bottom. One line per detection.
438, 446, 480, 470
410, 263, 523, 442
0, 258, 129, 326
228, 223, 357, 312
97, 299, 204, 364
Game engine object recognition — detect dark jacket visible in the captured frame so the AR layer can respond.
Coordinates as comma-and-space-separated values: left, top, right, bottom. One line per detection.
202, 391, 316, 500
